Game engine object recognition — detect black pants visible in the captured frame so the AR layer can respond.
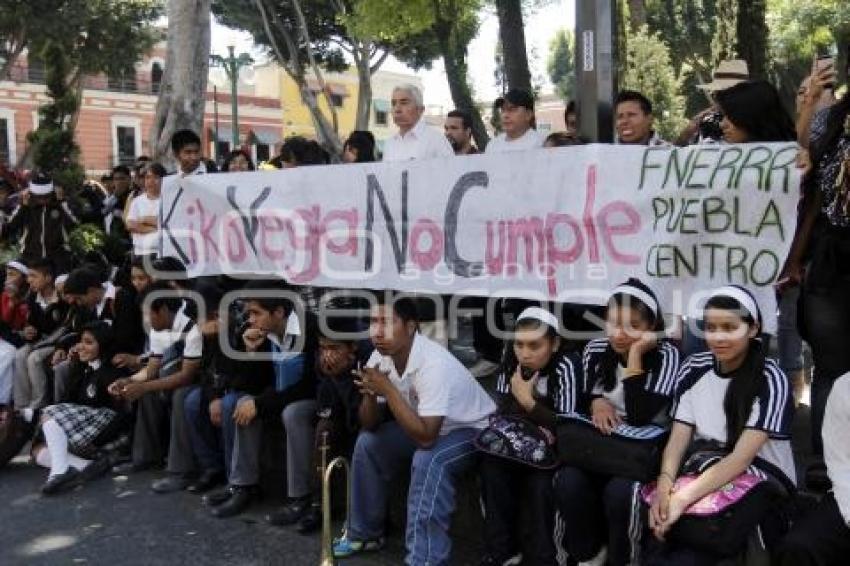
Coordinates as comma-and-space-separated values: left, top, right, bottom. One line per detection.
553, 466, 639, 566
778, 493, 850, 566
480, 454, 557, 564
803, 287, 850, 455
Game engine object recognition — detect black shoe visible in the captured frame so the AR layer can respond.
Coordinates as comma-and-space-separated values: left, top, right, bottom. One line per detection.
79, 455, 112, 484
478, 555, 522, 566
187, 469, 225, 494
151, 474, 194, 494
266, 495, 312, 526
202, 486, 235, 507
112, 461, 157, 475
41, 468, 81, 495
296, 504, 322, 534
210, 485, 257, 518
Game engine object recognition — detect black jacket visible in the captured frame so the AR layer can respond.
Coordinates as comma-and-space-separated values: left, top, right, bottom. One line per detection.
2, 200, 79, 261
24, 293, 67, 340
111, 287, 145, 355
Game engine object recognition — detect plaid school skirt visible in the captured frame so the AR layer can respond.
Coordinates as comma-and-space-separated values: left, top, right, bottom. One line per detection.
42, 403, 118, 458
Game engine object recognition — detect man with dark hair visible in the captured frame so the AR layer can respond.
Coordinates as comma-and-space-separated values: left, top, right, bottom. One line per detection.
615, 90, 667, 146
109, 280, 203, 491
201, 280, 319, 520
444, 109, 478, 155
333, 292, 496, 563
487, 88, 545, 153
170, 130, 205, 177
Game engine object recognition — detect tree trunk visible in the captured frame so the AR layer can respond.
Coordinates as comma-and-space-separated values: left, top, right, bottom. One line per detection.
711, 0, 737, 66
834, 25, 850, 89
735, 0, 767, 79
433, 15, 489, 150
627, 0, 646, 32
149, 0, 211, 165
495, 0, 532, 93
353, 44, 373, 132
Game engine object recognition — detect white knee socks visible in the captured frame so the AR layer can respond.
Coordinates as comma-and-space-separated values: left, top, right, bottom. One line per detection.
42, 418, 91, 477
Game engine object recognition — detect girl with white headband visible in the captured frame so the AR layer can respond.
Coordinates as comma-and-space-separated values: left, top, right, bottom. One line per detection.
477, 306, 583, 566
554, 278, 680, 566
647, 285, 795, 564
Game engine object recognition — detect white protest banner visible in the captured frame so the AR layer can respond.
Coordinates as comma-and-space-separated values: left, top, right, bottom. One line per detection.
160, 143, 800, 332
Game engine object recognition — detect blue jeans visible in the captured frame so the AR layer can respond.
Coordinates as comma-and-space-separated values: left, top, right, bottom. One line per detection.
183, 386, 225, 474
348, 421, 479, 566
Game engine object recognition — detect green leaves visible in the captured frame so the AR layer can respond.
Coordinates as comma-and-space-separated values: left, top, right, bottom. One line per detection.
547, 28, 574, 101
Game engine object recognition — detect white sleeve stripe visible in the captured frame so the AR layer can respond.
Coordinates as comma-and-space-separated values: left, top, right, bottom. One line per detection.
763, 363, 788, 431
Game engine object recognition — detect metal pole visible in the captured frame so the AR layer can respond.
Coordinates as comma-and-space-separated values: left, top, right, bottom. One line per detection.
576, 0, 617, 143
213, 84, 220, 162
228, 46, 240, 150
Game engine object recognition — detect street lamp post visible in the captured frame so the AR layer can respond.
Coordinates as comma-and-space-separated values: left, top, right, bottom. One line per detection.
210, 45, 254, 151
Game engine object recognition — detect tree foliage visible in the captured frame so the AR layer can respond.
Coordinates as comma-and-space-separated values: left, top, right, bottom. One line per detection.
547, 28, 575, 102
620, 25, 687, 141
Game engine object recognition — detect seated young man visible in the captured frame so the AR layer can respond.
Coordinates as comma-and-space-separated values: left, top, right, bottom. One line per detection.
779, 371, 850, 565
108, 280, 202, 492
14, 258, 67, 415
0, 260, 29, 419
291, 313, 365, 534
201, 281, 317, 519
333, 294, 496, 564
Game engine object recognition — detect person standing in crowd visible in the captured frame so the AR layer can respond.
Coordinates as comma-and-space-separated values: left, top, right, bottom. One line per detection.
797, 59, 838, 150
780, 59, 850, 484
13, 258, 66, 414
647, 286, 795, 564
382, 84, 454, 162
342, 131, 377, 163
102, 165, 133, 238
170, 130, 207, 178
486, 89, 545, 153
0, 260, 29, 415
1, 172, 79, 274
615, 90, 668, 146
278, 137, 331, 168
714, 80, 797, 144
34, 321, 130, 494
544, 132, 582, 148
555, 280, 680, 566
108, 280, 202, 491
126, 162, 166, 258
221, 149, 255, 172
479, 307, 583, 566
444, 110, 478, 155
564, 100, 578, 136
332, 294, 496, 563
778, 371, 850, 565
674, 59, 750, 146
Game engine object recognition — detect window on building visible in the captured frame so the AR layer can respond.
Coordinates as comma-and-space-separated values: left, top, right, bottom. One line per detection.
0, 118, 10, 165
27, 58, 46, 83
151, 63, 163, 94
374, 99, 390, 127
116, 126, 137, 166
330, 93, 345, 108
255, 143, 270, 163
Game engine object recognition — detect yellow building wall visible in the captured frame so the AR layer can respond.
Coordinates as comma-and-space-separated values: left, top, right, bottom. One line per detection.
280, 72, 358, 140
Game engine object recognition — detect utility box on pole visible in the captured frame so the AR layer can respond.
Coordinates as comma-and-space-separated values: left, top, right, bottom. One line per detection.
575, 0, 617, 142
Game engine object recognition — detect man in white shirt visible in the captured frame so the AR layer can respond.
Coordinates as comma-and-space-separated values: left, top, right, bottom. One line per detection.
332, 294, 496, 564
486, 88, 546, 153
779, 371, 850, 565
382, 84, 454, 162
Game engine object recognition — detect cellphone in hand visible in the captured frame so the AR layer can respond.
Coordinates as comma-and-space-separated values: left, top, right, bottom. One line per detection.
816, 54, 836, 90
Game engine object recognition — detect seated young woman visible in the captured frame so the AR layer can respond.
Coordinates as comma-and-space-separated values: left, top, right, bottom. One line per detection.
647, 285, 796, 565
33, 321, 130, 494
554, 279, 681, 566
478, 306, 584, 566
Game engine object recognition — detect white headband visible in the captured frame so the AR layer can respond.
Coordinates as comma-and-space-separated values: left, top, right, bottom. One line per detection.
6, 261, 28, 276
55, 274, 69, 286
29, 181, 54, 196
516, 307, 559, 331
707, 286, 760, 322
611, 284, 660, 318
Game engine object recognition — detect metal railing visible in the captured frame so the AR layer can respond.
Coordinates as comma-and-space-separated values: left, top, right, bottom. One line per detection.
3, 65, 161, 96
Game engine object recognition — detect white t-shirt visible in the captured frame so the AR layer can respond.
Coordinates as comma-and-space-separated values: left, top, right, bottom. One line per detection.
594, 364, 627, 416
126, 193, 160, 255
148, 309, 203, 360
382, 119, 454, 162
366, 333, 496, 435
485, 128, 546, 154
824, 372, 850, 525
673, 353, 796, 484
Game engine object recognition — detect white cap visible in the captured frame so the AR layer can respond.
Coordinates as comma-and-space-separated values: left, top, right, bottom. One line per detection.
6, 260, 28, 276
29, 181, 54, 196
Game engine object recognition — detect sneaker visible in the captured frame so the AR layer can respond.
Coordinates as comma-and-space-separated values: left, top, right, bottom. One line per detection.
331, 534, 385, 558
479, 554, 522, 566
469, 359, 500, 378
